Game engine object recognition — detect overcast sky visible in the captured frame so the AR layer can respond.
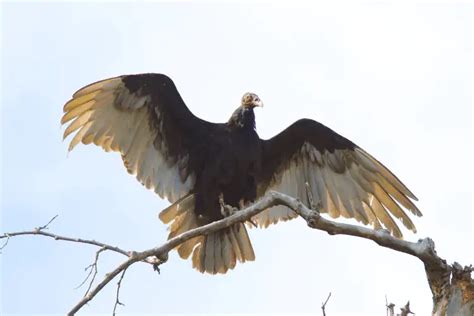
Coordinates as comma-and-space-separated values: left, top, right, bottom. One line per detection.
1, 2, 472, 316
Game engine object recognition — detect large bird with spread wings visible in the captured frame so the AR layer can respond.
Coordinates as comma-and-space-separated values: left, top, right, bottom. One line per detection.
62, 73, 421, 274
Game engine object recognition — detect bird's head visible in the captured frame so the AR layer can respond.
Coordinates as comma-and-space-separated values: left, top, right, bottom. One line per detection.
241, 92, 263, 109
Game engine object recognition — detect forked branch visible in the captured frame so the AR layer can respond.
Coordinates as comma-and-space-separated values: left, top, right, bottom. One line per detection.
1, 191, 472, 315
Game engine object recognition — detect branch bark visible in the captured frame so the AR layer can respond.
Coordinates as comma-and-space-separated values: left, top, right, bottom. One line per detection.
1, 191, 473, 315
321, 292, 332, 316
0, 222, 160, 265
271, 191, 473, 316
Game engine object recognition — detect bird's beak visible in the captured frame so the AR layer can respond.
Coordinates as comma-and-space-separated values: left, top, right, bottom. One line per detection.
255, 100, 264, 108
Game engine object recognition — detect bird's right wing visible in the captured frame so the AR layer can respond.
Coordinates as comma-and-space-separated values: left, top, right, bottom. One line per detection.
62, 73, 217, 203
254, 119, 421, 238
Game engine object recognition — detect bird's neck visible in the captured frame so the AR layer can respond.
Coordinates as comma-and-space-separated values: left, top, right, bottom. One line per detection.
228, 106, 256, 130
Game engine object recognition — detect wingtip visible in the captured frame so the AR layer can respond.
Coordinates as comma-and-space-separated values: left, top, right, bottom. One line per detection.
393, 227, 403, 239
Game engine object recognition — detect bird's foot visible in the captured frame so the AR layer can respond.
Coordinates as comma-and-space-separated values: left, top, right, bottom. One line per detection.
220, 203, 238, 218
219, 193, 238, 217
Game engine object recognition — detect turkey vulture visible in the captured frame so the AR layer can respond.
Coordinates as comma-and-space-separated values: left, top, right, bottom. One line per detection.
62, 73, 421, 274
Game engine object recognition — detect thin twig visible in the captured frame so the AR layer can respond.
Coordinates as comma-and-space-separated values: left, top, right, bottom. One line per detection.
321, 292, 331, 316
386, 295, 395, 316
0, 233, 10, 253
400, 301, 414, 316
1, 214, 56, 253
305, 182, 315, 210
75, 261, 95, 290
35, 214, 58, 231
84, 248, 106, 296
74, 247, 107, 297
0, 227, 159, 266
305, 181, 322, 212
112, 267, 128, 315
66, 195, 279, 315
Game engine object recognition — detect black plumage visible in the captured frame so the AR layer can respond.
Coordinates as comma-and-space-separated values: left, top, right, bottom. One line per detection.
62, 73, 421, 274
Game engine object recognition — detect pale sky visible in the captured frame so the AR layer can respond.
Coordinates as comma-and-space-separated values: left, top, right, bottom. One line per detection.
1, 2, 472, 316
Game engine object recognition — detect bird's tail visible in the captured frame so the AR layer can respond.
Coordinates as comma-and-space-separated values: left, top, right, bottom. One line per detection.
158, 194, 255, 274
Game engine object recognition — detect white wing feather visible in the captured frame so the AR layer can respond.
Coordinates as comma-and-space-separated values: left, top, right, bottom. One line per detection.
253, 143, 420, 238
62, 77, 194, 203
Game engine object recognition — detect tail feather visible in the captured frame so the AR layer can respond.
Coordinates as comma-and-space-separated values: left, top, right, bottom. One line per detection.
234, 224, 255, 261
177, 236, 201, 259
222, 232, 236, 270
159, 194, 255, 274
192, 243, 205, 272
192, 224, 254, 274
227, 226, 243, 261
213, 232, 224, 274
204, 233, 216, 273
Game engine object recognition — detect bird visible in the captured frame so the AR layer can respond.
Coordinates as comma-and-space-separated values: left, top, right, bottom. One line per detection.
61, 73, 421, 274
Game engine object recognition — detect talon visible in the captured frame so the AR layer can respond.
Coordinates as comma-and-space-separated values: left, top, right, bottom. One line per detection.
220, 205, 226, 217
221, 204, 237, 217
219, 193, 238, 217
219, 193, 225, 208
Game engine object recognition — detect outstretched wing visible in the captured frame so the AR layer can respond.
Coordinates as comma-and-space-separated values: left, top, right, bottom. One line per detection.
255, 119, 421, 238
61, 73, 216, 203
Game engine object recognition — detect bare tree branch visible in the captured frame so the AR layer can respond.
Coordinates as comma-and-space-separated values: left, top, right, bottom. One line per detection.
1, 191, 473, 315
36, 214, 58, 230
386, 295, 395, 316
1, 215, 58, 253
270, 191, 473, 316
400, 301, 414, 316
74, 247, 107, 297
112, 267, 128, 316
0, 219, 159, 266
321, 292, 332, 316
0, 233, 10, 253
67, 192, 282, 314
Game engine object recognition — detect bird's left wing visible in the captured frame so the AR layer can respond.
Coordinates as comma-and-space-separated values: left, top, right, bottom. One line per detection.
61, 73, 217, 203
255, 119, 421, 238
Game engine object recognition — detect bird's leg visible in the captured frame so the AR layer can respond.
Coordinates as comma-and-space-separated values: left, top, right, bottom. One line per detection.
219, 195, 258, 228
219, 193, 238, 217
